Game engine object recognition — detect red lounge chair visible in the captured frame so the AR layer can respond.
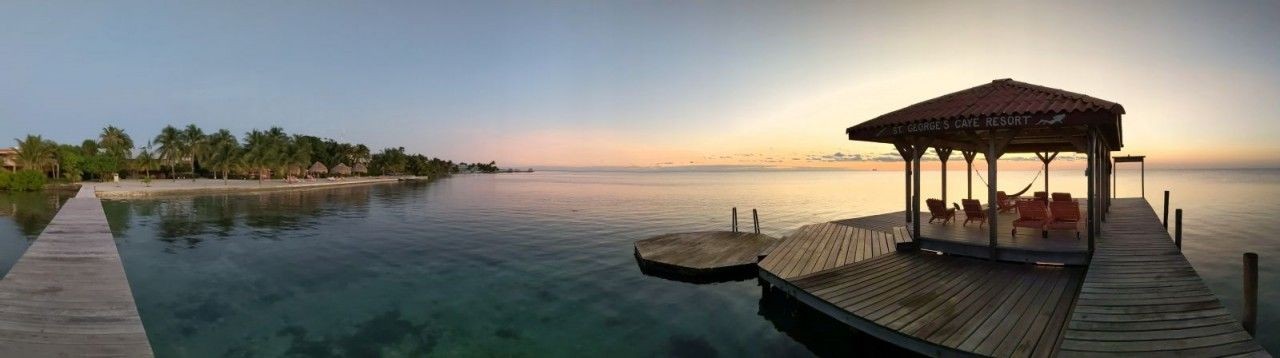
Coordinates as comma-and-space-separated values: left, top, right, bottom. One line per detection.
996, 191, 1018, 213
926, 198, 955, 224
1033, 191, 1049, 204
1012, 200, 1049, 238
1048, 201, 1082, 239
961, 199, 986, 227
1051, 192, 1073, 202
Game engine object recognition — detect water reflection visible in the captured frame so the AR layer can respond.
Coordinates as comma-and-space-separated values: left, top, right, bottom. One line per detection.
756, 284, 917, 357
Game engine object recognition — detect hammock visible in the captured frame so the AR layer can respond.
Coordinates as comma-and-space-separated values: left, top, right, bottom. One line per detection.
973, 166, 1043, 197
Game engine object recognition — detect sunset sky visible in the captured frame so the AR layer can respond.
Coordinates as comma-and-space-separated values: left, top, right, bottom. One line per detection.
3, 1, 1278, 169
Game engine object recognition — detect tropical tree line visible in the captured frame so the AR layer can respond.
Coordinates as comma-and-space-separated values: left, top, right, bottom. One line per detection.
10, 124, 503, 184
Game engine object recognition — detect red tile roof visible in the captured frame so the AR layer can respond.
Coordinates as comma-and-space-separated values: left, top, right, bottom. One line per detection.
849, 79, 1124, 133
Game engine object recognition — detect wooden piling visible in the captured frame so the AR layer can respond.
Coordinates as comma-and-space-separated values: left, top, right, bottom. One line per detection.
1163, 190, 1170, 229
752, 209, 760, 235
1175, 209, 1183, 250
1243, 252, 1258, 337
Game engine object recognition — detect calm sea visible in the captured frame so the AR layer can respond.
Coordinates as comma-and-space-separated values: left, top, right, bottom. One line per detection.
0, 169, 1276, 356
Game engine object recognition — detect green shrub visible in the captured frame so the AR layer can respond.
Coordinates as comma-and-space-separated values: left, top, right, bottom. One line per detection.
9, 170, 46, 191
0, 171, 11, 190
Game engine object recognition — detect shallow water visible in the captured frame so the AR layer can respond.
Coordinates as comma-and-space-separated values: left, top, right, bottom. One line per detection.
2, 169, 1277, 356
0, 190, 75, 277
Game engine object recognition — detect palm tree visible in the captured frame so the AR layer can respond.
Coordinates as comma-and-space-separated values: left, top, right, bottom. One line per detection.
13, 135, 56, 176
242, 129, 279, 184
98, 125, 134, 159
134, 143, 159, 181
154, 125, 185, 181
182, 124, 207, 181
204, 129, 240, 185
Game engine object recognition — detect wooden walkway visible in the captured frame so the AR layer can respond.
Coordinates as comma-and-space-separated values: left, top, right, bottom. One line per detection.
759, 222, 910, 280
634, 231, 778, 275
772, 252, 1082, 357
1060, 198, 1267, 357
0, 185, 154, 357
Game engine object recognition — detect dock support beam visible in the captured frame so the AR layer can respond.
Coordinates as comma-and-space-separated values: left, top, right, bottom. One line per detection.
1244, 252, 1258, 336
895, 143, 914, 224
1175, 209, 1183, 249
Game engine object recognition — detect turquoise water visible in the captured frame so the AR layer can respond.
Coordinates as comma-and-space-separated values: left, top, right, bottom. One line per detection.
2, 169, 1277, 355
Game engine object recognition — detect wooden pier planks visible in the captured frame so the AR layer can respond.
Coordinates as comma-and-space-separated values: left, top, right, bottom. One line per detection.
770, 252, 1083, 357
634, 231, 779, 273
0, 189, 154, 357
758, 221, 908, 280
1059, 198, 1267, 357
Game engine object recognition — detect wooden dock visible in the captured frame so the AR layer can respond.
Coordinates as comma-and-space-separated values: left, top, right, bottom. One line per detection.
1059, 198, 1266, 356
759, 221, 910, 280
0, 185, 154, 357
634, 231, 779, 277
761, 198, 1268, 357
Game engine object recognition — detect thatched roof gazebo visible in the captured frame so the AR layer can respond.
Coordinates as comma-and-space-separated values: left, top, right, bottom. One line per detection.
352, 163, 368, 175
332, 163, 352, 176
308, 161, 328, 175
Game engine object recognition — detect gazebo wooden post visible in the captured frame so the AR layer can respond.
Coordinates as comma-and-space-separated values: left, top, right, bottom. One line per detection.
912, 143, 925, 241
962, 151, 977, 199
935, 148, 953, 205
986, 138, 998, 258
1035, 152, 1059, 197
894, 142, 914, 224
1087, 129, 1097, 251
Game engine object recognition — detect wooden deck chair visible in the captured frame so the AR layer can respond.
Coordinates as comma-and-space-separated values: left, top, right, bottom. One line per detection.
926, 198, 955, 224
1047, 201, 1082, 239
996, 191, 1018, 213
960, 199, 986, 227
1012, 200, 1049, 238
1033, 191, 1049, 204
1051, 192, 1073, 202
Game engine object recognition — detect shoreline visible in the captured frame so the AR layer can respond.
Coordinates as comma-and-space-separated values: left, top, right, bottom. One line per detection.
91, 177, 409, 199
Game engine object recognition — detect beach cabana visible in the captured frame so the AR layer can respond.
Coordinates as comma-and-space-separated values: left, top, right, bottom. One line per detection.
308, 161, 328, 176
352, 163, 368, 176
846, 79, 1124, 263
332, 163, 351, 176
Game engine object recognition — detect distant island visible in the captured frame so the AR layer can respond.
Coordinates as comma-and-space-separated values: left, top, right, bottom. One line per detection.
1, 124, 521, 192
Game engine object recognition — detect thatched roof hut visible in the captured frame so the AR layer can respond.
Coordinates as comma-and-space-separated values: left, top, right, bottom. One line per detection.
332, 163, 352, 175
352, 163, 368, 174
308, 161, 328, 174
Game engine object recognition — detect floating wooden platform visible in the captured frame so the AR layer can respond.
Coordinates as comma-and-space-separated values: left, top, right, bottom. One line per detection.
0, 186, 154, 357
1059, 198, 1266, 356
634, 231, 779, 277
762, 198, 1268, 357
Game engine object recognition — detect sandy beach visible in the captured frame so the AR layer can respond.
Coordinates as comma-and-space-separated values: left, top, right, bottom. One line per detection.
90, 177, 405, 198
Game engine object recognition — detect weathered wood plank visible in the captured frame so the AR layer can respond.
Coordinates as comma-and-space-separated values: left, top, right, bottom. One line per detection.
0, 195, 154, 357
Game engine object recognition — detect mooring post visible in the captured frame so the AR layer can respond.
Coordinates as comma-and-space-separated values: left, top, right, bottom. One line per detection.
752, 209, 760, 235
1243, 252, 1258, 337
732, 207, 738, 233
1163, 190, 1170, 229
1174, 209, 1183, 250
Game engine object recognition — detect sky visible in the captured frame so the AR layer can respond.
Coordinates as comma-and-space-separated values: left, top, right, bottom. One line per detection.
2, 0, 1278, 170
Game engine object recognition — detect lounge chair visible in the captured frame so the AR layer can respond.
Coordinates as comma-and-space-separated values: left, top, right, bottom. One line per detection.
1033, 191, 1049, 204
926, 198, 955, 224
1051, 192, 1073, 202
961, 199, 986, 227
996, 191, 1018, 213
1012, 200, 1049, 238
1047, 201, 1081, 239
